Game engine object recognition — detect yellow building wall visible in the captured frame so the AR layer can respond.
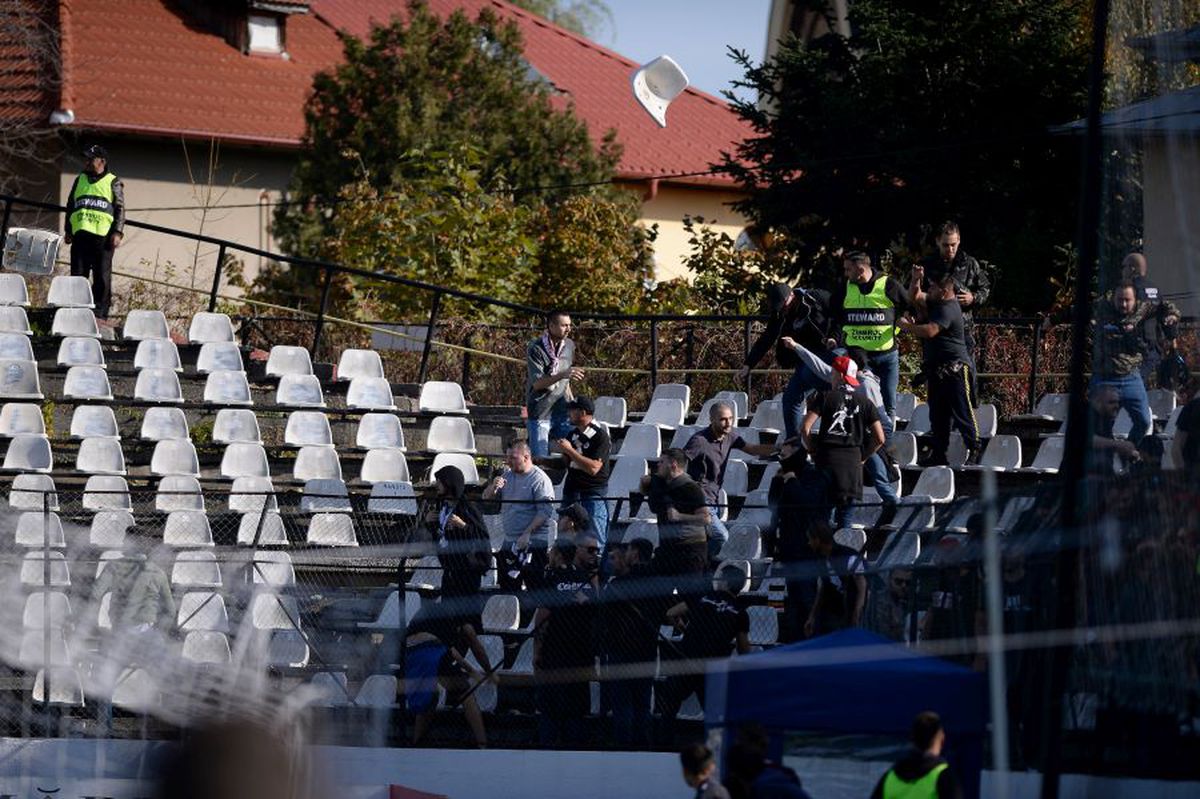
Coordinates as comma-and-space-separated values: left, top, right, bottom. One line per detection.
634, 183, 749, 283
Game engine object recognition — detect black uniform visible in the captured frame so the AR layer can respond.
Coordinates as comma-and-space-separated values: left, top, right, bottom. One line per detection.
922, 299, 980, 464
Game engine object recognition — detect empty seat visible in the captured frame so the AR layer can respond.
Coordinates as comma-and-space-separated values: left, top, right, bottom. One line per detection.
123, 310, 170, 341
135, 367, 185, 403
76, 437, 127, 475
749, 399, 786, 434
899, 466, 955, 505
47, 275, 94, 308
360, 448, 410, 483
15, 511, 66, 547
976, 404, 999, 438
133, 338, 182, 371
277, 374, 325, 407
32, 667, 85, 707
594, 396, 628, 429
0, 273, 29, 306
1021, 437, 1065, 474
356, 413, 405, 450
429, 452, 479, 484
70, 405, 119, 439
907, 404, 932, 435
615, 423, 661, 459
0, 306, 31, 334
719, 522, 761, 560
0, 402, 44, 436
151, 439, 199, 476
177, 591, 230, 632
285, 411, 333, 447
834, 527, 867, 552
197, 342, 245, 374
213, 408, 261, 444
405, 555, 442, 591
220, 442, 270, 478
894, 393, 919, 424
3, 433, 51, 472
228, 475, 278, 513
755, 461, 781, 492
426, 416, 476, 453
237, 510, 289, 546
892, 431, 919, 468
964, 434, 1022, 472
306, 513, 358, 546
482, 594, 520, 633
9, 473, 57, 510
21, 551, 70, 587
722, 458, 750, 497
266, 345, 312, 378
641, 397, 686, 429
90, 509, 133, 547
650, 383, 690, 412
300, 478, 352, 513
354, 674, 399, 708
156, 474, 205, 511
736, 488, 773, 530
346, 377, 396, 410
52, 307, 99, 338
171, 550, 222, 588
251, 551, 296, 586
19, 628, 71, 668
418, 381, 468, 414
728, 427, 768, 463
141, 406, 189, 441
367, 481, 418, 515
251, 593, 300, 630
0, 332, 34, 361
307, 671, 351, 706
1015, 393, 1068, 422
188, 312, 235, 344
182, 631, 231, 664
204, 370, 253, 405
360, 590, 420, 629
294, 445, 342, 481
164, 510, 214, 547
267, 630, 310, 668
63, 365, 111, 400
0, 359, 43, 399
337, 348, 384, 381
82, 475, 131, 510
22, 591, 71, 630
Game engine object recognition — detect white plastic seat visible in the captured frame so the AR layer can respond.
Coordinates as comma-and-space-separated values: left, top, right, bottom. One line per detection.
251, 551, 296, 586
32, 667, 85, 707
285, 411, 333, 447
266, 345, 312, 378
21, 551, 70, 587
878, 530, 921, 570
346, 377, 396, 410
133, 338, 182, 371
594, 396, 628, 429
735, 488, 773, 530
1015, 393, 1068, 422
123, 310, 170, 341
197, 342, 244, 374
426, 416, 476, 454
669, 424, 703, 450
360, 448, 410, 483
237, 510, 289, 546
164, 510, 214, 547
405, 555, 442, 591
755, 461, 781, 492
23, 591, 71, 630
228, 475, 278, 513
252, 593, 300, 630
355, 674, 399, 708
641, 397, 686, 429
0, 359, 43, 399
367, 481, 418, 515
70, 405, 119, 439
82, 475, 131, 510
429, 452, 479, 484
58, 336, 106, 370
650, 383, 690, 412
719, 522, 761, 560
964, 434, 1022, 472
15, 511, 66, 547
359, 591, 419, 629
277, 374, 325, 407
3, 433, 51, 472
308, 671, 351, 706
907, 404, 932, 435
188, 312, 235, 344
171, 550, 222, 588
19, 628, 71, 668
728, 428, 767, 463
63, 365, 110, 400
267, 630, 310, 668
177, 591, 229, 632
899, 466, 955, 505
336, 348, 384, 382
356, 413, 405, 450
0, 332, 33, 361
76, 437, 126, 475
151, 439, 200, 476
834, 527, 867, 552
418, 380, 468, 414
133, 368, 184, 403
894, 393, 919, 424
1021, 436, 1065, 474
156, 474, 205, 511
204, 370, 253, 405
293, 445, 342, 481
0, 273, 29, 306
220, 442, 270, 478
632, 54, 688, 126
306, 513, 358, 546
615, 423, 661, 459
141, 407, 189, 441
976, 404, 999, 438
946, 432, 968, 469
996, 495, 1037, 533
482, 594, 520, 633
51, 308, 99, 338
10, 473, 57, 510
1148, 388, 1176, 421
943, 499, 981, 534
182, 631, 231, 664
0, 306, 31, 334
747, 606, 779, 647
213, 408, 261, 443
892, 431, 919, 468
90, 509, 133, 547
607, 456, 649, 503
0, 402, 44, 436
48, 275, 94, 308
721, 458, 750, 497
300, 478, 352, 513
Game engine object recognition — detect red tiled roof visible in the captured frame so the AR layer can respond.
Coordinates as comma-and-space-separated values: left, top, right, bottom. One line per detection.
59, 0, 749, 187
0, 0, 56, 126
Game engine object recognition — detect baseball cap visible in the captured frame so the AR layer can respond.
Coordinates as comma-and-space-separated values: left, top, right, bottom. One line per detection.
82, 144, 108, 159
567, 396, 595, 414
766, 283, 792, 312
832, 355, 860, 387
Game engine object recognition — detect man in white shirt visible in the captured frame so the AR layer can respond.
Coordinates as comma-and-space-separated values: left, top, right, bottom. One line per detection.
484, 440, 557, 591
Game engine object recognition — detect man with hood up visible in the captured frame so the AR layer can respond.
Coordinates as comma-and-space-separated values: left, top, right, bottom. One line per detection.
426, 465, 492, 610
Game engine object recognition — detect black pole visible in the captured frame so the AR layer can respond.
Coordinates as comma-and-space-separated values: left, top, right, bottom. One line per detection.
742, 319, 752, 397
649, 320, 659, 390
1042, 2, 1110, 797
1028, 320, 1043, 414
208, 243, 226, 313
418, 291, 443, 384
684, 325, 695, 387
461, 331, 474, 397
311, 265, 334, 358
0, 197, 12, 246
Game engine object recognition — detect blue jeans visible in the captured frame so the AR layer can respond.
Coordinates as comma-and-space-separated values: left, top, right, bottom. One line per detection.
782, 364, 830, 441
563, 489, 610, 549
1092, 372, 1152, 445
527, 402, 571, 457
707, 516, 730, 562
867, 348, 900, 422
865, 453, 898, 505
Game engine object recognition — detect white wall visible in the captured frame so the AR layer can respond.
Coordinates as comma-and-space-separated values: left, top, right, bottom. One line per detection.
1144, 136, 1200, 317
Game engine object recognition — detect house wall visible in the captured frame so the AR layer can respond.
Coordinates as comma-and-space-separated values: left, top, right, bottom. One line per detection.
1144, 136, 1200, 317
634, 183, 748, 283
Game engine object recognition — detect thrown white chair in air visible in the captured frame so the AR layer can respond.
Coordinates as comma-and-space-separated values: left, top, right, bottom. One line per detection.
47, 275, 94, 308
631, 54, 689, 127
156, 474, 205, 512
141, 407, 189, 441
418, 381, 468, 414
213, 408, 261, 443
82, 475, 130, 511
3, 433, 52, 472
306, 513, 358, 547
266, 345, 312, 378
220, 442, 270, 479
360, 448, 410, 484
429, 452, 479, 484
300, 478, 352, 513
0, 306, 31, 334
336, 348, 384, 382
123, 310, 170, 341
57, 336, 105, 369
151, 439, 200, 476
52, 308, 99, 338
204, 370, 253, 405
9, 473, 57, 510
0, 402, 44, 436
0, 273, 29, 306
615, 423, 660, 459
368, 481, 418, 515
90, 509, 133, 547
425, 416, 476, 454
346, 377, 396, 410
356, 413, 405, 450
294, 445, 342, 482
285, 411, 333, 448
63, 365, 110, 400
237, 510, 289, 546
594, 396, 628, 429
70, 405, 119, 439
0, 332, 33, 361
76, 437, 125, 475
15, 511, 66, 547
134, 368, 184, 403
163, 510, 214, 547
0, 360, 43, 399
228, 476, 278, 514
134, 338, 182, 371
277, 374, 324, 407
197, 342, 244, 374
188, 312, 234, 344
171, 550, 222, 589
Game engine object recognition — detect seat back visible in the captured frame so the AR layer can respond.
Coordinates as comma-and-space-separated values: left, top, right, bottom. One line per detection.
188, 312, 235, 344
277, 374, 325, 407
426, 416, 477, 453
134, 368, 184, 402
150, 439, 200, 476
57, 336, 104, 368
337, 348, 384, 381
642, 397, 685, 428
615, 423, 660, 459
48, 275, 93, 308
907, 403, 932, 434
361, 449, 410, 484
163, 510, 214, 547
650, 382, 690, 412
357, 413, 405, 449
300, 478, 352, 513
1030, 436, 1065, 472
141, 406, 190, 441
418, 381, 468, 413
429, 452, 479, 484
346, 377, 396, 410
237, 509, 289, 546
204, 370, 253, 405
306, 513, 358, 546
594, 396, 627, 428
52, 308, 99, 338
77, 437, 126, 475
213, 408, 261, 443
133, 338, 181, 371
910, 465, 955, 503
266, 345, 312, 377
197, 342, 245, 374
285, 410, 333, 447
981, 434, 1022, 470
294, 445, 343, 481
0, 402, 43, 436
123, 310, 169, 341
368, 481, 418, 515
0, 359, 42, 399
156, 474, 205, 512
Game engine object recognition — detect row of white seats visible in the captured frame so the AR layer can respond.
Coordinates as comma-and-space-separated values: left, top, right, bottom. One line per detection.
15, 549, 297, 590
0, 273, 97, 309
1018, 389, 1178, 424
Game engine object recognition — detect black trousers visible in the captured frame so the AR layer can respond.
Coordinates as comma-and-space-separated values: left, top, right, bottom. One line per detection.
69, 231, 113, 319
928, 361, 980, 462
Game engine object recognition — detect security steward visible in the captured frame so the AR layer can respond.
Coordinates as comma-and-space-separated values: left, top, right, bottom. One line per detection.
64, 144, 125, 320
870, 711, 963, 799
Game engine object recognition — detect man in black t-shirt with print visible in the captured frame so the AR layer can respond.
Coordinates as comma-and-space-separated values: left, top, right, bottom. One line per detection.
558, 396, 612, 547
901, 273, 980, 466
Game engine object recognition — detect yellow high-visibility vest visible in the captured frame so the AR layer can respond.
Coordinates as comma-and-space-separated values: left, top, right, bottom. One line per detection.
68, 173, 117, 236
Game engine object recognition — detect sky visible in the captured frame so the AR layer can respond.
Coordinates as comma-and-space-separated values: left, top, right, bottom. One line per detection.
598, 0, 773, 102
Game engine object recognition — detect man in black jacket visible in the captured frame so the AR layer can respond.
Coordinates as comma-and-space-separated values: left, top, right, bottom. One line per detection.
600, 537, 659, 748
871, 712, 963, 799
919, 222, 991, 402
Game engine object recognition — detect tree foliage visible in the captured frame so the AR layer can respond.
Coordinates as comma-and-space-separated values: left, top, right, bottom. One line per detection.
720, 0, 1093, 311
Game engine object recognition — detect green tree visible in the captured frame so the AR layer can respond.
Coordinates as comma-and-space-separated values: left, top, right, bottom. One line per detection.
507, 0, 615, 42
721, 0, 1093, 311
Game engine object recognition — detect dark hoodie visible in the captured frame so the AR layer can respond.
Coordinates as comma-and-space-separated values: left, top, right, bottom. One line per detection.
433, 465, 491, 597
869, 751, 963, 799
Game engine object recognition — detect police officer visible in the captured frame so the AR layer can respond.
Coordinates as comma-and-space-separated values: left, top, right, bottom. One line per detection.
870, 712, 963, 799
64, 144, 125, 320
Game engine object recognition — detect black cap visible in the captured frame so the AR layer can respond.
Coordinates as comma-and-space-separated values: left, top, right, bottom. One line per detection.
767, 282, 792, 312
567, 396, 594, 414
82, 144, 108, 160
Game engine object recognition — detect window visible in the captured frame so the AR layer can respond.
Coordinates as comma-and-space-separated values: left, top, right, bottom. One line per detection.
247, 14, 282, 54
